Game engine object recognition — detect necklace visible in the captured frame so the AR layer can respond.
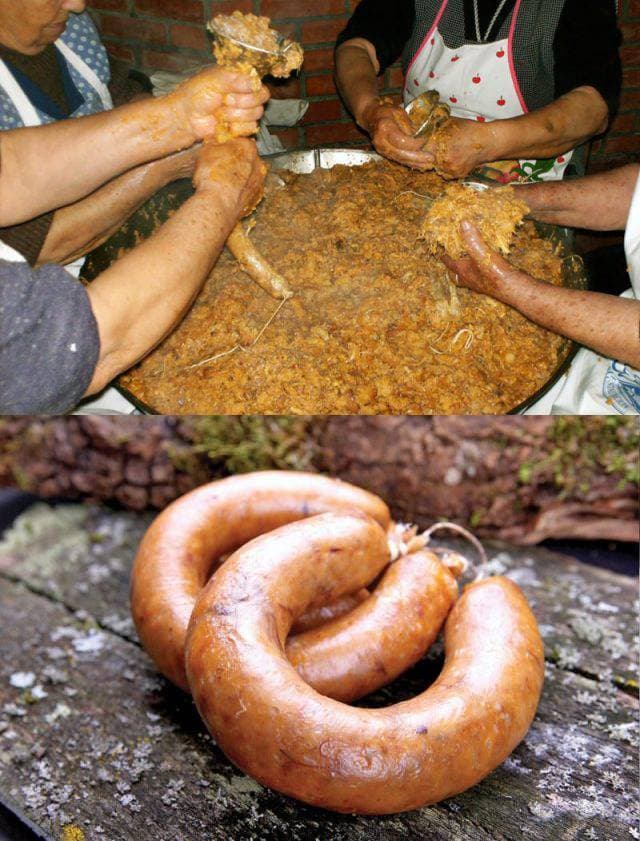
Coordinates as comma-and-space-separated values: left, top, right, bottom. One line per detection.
473, 0, 511, 43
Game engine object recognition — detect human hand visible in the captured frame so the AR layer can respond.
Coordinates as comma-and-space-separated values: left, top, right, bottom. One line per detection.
193, 138, 266, 217
442, 221, 526, 299
360, 100, 435, 170
175, 67, 270, 143
425, 117, 493, 179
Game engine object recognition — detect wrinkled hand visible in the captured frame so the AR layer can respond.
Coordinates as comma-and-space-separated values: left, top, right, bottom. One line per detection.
193, 138, 266, 218
176, 67, 269, 142
442, 221, 527, 298
425, 117, 492, 179
360, 101, 435, 171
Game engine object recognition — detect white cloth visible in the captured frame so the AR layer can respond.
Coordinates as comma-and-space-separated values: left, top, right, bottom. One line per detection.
526, 172, 640, 415
403, 0, 571, 181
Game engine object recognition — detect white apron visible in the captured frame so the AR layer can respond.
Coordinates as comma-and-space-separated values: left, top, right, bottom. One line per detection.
526, 172, 640, 415
0, 37, 113, 277
404, 0, 572, 182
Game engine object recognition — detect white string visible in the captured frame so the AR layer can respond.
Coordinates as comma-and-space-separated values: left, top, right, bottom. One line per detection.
473, 0, 511, 43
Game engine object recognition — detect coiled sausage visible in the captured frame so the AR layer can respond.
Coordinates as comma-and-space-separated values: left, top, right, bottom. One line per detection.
131, 471, 390, 690
186, 512, 545, 814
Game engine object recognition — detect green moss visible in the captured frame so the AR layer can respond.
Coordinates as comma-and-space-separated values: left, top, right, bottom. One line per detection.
178, 416, 315, 477
517, 417, 639, 494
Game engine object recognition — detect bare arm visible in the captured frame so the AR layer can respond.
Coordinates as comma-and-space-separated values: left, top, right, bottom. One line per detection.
85, 139, 264, 396
427, 87, 610, 179
37, 148, 199, 266
444, 223, 640, 368
334, 40, 433, 169
513, 164, 639, 231
0, 68, 268, 226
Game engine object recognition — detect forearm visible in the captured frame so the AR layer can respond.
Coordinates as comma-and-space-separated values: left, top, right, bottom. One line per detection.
496, 273, 640, 367
0, 95, 193, 226
514, 164, 639, 231
85, 190, 239, 394
488, 87, 609, 162
335, 40, 381, 130
37, 159, 178, 266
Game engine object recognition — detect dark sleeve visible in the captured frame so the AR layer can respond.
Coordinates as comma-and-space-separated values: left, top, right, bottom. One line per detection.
335, 0, 415, 75
107, 55, 151, 106
553, 0, 622, 114
0, 261, 100, 414
0, 212, 55, 267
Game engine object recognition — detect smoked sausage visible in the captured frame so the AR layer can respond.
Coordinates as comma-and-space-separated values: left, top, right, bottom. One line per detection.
185, 512, 545, 814
131, 471, 391, 690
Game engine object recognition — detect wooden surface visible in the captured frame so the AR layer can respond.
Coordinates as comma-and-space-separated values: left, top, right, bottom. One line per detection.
0, 503, 637, 841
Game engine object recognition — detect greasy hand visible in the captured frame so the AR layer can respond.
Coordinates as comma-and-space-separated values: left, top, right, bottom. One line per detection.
361, 101, 435, 171
425, 117, 491, 179
193, 138, 266, 217
176, 67, 269, 142
442, 221, 526, 297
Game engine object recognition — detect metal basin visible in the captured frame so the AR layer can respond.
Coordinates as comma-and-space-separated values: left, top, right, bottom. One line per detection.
82, 148, 588, 415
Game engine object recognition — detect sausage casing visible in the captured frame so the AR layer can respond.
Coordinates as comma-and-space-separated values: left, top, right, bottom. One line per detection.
186, 512, 545, 814
131, 471, 390, 690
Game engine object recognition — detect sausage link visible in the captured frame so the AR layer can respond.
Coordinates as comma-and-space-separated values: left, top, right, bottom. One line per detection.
131, 471, 390, 690
287, 549, 458, 702
290, 589, 370, 634
226, 224, 293, 300
186, 513, 544, 815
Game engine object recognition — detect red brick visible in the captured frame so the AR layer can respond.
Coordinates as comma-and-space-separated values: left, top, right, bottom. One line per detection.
627, 0, 640, 16
267, 76, 301, 98
104, 42, 135, 62
170, 22, 209, 50
90, 0, 129, 10
622, 68, 640, 88
141, 49, 193, 71
387, 65, 405, 89
620, 23, 640, 42
209, 0, 252, 15
601, 134, 640, 153
621, 44, 640, 65
134, 0, 204, 23
609, 112, 637, 134
300, 17, 347, 44
302, 98, 343, 123
305, 73, 337, 96
101, 14, 166, 44
270, 127, 301, 147
620, 88, 640, 108
301, 47, 334, 73
305, 119, 366, 145
262, 0, 346, 18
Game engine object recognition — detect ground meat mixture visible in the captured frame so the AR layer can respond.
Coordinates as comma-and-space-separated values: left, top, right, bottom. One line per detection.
424, 184, 529, 259
120, 160, 570, 414
209, 11, 303, 78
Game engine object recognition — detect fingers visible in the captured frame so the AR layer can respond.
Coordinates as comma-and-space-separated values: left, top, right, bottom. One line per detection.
224, 87, 270, 109
460, 221, 515, 280
206, 67, 261, 94
375, 121, 435, 170
219, 105, 266, 124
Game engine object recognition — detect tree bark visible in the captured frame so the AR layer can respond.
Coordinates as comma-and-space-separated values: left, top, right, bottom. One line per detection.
0, 416, 637, 544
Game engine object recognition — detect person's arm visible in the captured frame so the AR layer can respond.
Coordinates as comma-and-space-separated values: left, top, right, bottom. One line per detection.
512, 164, 639, 231
0, 67, 268, 226
335, 41, 434, 170
36, 147, 200, 266
427, 86, 609, 179
84, 138, 264, 396
444, 222, 640, 368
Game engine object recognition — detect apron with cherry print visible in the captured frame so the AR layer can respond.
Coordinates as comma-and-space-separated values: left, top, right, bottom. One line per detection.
403, 0, 572, 182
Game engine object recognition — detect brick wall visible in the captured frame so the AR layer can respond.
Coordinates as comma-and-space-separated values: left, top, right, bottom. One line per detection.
90, 0, 639, 165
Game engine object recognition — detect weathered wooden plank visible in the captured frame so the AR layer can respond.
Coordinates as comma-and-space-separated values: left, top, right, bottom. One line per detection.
0, 580, 637, 841
0, 505, 637, 686
0, 504, 638, 841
